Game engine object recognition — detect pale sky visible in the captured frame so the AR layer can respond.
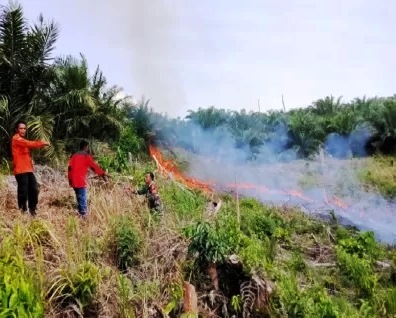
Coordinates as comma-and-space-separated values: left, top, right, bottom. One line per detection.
22, 0, 396, 117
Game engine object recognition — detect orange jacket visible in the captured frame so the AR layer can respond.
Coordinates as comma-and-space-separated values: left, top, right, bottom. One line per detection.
11, 134, 46, 175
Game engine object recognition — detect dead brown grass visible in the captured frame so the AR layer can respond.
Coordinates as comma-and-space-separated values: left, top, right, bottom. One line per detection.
0, 166, 190, 317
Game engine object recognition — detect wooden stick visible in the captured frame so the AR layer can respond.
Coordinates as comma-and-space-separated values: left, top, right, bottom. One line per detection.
235, 175, 240, 226
151, 154, 192, 193
152, 155, 166, 174
323, 188, 329, 204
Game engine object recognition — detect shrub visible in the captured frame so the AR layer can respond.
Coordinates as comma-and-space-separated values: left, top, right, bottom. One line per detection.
335, 230, 379, 297
27, 219, 53, 247
239, 199, 287, 240
48, 261, 101, 310
336, 248, 377, 297
337, 231, 381, 260
160, 183, 206, 220
0, 239, 44, 317
183, 212, 241, 265
238, 235, 272, 274
112, 216, 142, 270
384, 287, 396, 316
359, 156, 396, 199
274, 276, 340, 318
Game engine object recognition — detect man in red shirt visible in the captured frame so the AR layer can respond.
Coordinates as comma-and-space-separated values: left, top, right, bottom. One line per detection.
68, 140, 107, 217
11, 121, 50, 215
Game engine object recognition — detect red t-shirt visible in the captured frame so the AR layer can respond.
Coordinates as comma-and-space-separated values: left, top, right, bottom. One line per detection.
68, 151, 104, 188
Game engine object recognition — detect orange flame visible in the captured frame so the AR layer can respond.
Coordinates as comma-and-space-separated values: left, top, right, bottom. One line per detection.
149, 144, 213, 195
149, 144, 349, 209
328, 196, 348, 209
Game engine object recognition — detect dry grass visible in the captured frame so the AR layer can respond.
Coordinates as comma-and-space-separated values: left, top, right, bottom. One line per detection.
0, 166, 190, 317
2, 160, 394, 317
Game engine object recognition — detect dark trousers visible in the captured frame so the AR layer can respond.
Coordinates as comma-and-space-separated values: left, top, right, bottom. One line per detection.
15, 172, 38, 214
73, 187, 88, 215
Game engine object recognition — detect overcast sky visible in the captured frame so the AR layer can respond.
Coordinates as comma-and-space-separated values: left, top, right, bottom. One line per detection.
21, 0, 396, 117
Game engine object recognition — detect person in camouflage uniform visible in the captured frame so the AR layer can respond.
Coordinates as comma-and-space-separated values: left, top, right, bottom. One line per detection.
133, 172, 162, 213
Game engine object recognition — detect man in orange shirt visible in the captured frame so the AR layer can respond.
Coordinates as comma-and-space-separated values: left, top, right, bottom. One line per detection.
11, 121, 50, 215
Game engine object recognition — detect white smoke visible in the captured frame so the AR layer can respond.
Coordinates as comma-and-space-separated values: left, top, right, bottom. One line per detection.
79, 0, 185, 116
157, 118, 396, 243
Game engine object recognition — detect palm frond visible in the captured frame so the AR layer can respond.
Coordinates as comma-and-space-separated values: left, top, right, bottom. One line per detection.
27, 113, 53, 141
0, 2, 27, 66
28, 13, 60, 64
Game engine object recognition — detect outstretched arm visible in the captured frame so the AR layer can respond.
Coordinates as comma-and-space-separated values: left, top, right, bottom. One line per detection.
135, 185, 148, 195
87, 155, 105, 176
13, 136, 49, 149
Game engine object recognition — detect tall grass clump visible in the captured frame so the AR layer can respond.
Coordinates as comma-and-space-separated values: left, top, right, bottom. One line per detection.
110, 215, 142, 271
359, 156, 396, 198
160, 182, 207, 222
47, 261, 101, 313
0, 237, 44, 317
335, 231, 380, 298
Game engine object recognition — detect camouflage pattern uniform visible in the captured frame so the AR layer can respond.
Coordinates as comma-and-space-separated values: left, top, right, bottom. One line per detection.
135, 181, 162, 213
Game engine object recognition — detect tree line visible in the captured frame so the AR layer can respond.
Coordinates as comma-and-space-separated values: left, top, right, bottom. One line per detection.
1, 3, 395, 169
150, 95, 396, 161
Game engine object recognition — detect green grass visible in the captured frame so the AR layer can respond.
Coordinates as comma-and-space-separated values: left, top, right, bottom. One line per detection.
359, 156, 396, 198
1, 162, 396, 317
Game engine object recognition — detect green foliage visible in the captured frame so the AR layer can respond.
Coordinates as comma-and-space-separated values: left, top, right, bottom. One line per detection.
289, 211, 326, 235
163, 281, 183, 315
155, 95, 396, 160
82, 234, 103, 263
231, 294, 242, 313
274, 275, 341, 318
289, 251, 307, 273
239, 198, 288, 240
238, 235, 273, 274
336, 231, 381, 259
97, 125, 146, 173
0, 158, 11, 175
0, 239, 44, 317
98, 146, 131, 173
0, 3, 143, 162
48, 261, 101, 310
112, 215, 142, 270
117, 274, 136, 318
183, 212, 241, 264
335, 231, 380, 297
336, 248, 377, 297
383, 287, 396, 316
161, 182, 206, 220
359, 156, 396, 198
2, 2, 396, 164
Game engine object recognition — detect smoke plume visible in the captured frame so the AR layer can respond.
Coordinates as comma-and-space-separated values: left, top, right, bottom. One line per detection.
155, 117, 396, 244
80, 0, 185, 116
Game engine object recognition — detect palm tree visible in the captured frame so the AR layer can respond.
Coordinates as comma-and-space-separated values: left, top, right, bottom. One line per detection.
287, 110, 324, 157
309, 95, 343, 116
0, 2, 59, 157
186, 106, 228, 130
44, 55, 127, 156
